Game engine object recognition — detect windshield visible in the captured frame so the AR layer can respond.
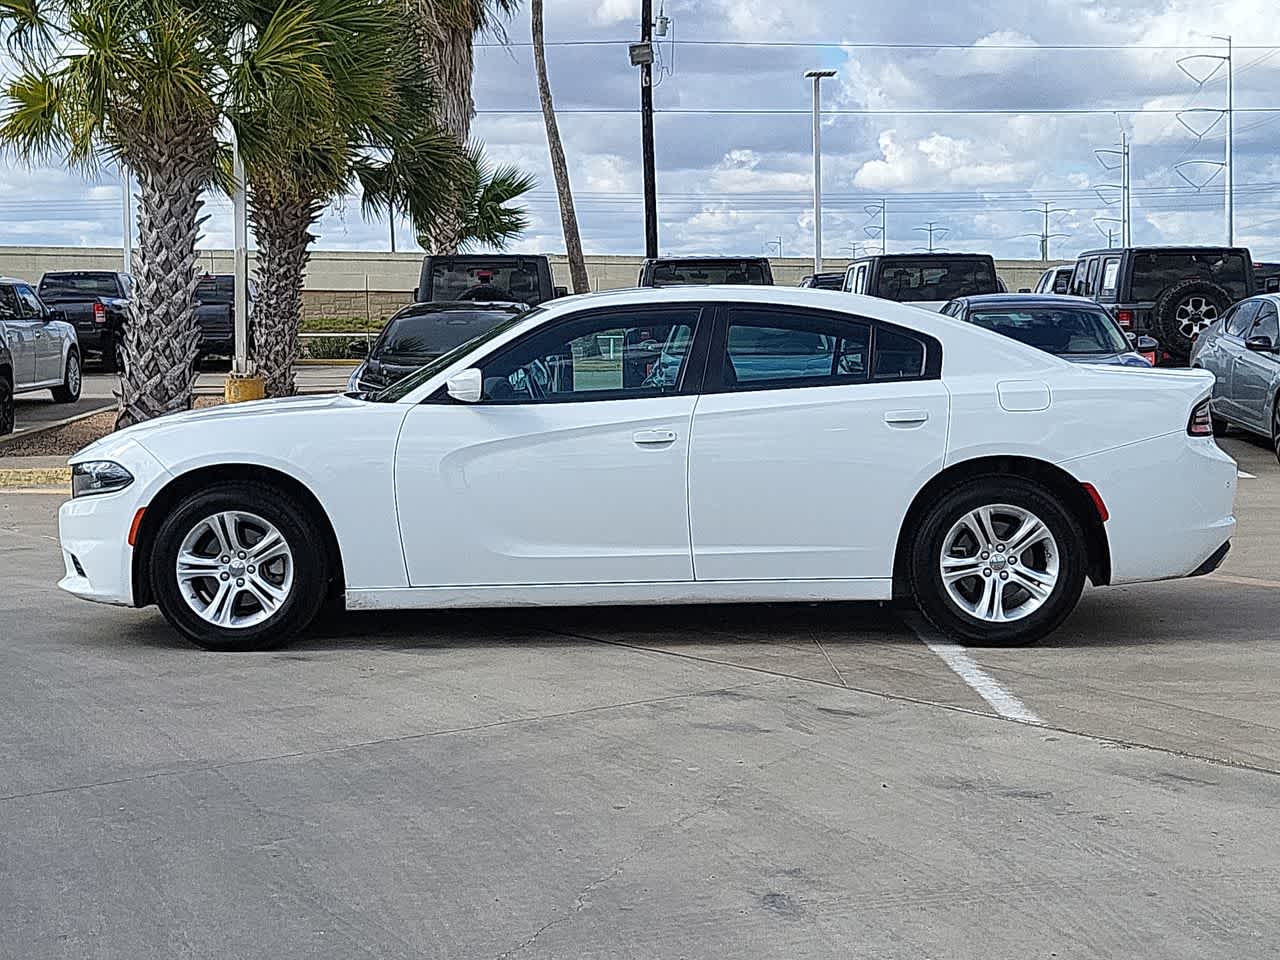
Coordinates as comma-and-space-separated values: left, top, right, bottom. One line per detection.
367, 308, 539, 402
429, 262, 543, 304
1130, 251, 1250, 301
968, 307, 1130, 355
378, 308, 520, 358
650, 261, 769, 287
38, 272, 122, 299
877, 259, 998, 302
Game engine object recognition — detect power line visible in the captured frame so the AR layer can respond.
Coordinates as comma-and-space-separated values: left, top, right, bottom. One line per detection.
476, 106, 1280, 116
476, 39, 1280, 51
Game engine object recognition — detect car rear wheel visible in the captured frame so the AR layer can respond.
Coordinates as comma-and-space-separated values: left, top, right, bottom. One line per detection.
51, 351, 81, 403
909, 477, 1087, 646
1273, 401, 1280, 465
149, 482, 329, 651
0, 370, 13, 435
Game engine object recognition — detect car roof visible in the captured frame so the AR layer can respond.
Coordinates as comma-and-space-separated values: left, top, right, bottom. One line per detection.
954, 294, 1105, 309
1075, 245, 1249, 258
644, 256, 769, 263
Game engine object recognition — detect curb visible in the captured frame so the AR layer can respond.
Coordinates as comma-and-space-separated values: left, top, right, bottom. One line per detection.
0, 404, 114, 449
0, 467, 71, 488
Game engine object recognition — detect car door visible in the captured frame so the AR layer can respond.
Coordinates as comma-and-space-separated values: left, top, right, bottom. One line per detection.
1232, 300, 1280, 432
394, 303, 709, 587
16, 283, 62, 382
1216, 299, 1261, 421
687, 303, 948, 582
0, 284, 36, 388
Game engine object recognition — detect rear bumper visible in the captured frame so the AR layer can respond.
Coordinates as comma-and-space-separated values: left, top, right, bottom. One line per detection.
74, 327, 111, 356
1062, 432, 1237, 585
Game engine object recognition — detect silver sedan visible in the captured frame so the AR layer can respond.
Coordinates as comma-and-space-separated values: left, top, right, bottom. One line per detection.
1191, 293, 1280, 461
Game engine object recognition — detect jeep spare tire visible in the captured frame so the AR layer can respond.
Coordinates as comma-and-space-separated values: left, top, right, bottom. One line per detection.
1152, 278, 1232, 359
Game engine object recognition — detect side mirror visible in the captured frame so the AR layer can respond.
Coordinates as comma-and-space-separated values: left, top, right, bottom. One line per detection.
347, 339, 368, 358
1135, 335, 1159, 351
1245, 335, 1276, 353
553, 285, 568, 298
446, 367, 483, 403
1266, 278, 1280, 293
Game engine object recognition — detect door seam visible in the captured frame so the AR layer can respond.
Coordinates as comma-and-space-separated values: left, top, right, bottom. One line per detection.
686, 395, 700, 581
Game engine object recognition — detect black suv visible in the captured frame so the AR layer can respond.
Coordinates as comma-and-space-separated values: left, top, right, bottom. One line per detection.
1068, 246, 1255, 362
637, 257, 773, 287
842, 253, 1001, 310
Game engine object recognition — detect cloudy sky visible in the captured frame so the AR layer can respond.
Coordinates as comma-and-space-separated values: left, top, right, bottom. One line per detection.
5, 0, 1280, 260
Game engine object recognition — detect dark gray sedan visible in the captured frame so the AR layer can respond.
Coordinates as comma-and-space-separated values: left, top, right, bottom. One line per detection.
1191, 294, 1280, 460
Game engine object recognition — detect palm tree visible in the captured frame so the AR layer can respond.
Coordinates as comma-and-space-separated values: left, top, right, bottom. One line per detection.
408, 0, 520, 252
531, 0, 588, 293
238, 0, 464, 397
410, 144, 533, 252
0, 0, 337, 426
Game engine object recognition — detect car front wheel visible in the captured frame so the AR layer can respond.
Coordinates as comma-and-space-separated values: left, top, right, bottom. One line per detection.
149, 481, 330, 651
909, 477, 1087, 646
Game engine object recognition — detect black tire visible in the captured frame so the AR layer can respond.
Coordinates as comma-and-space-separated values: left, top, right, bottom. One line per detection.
149, 481, 330, 651
1152, 278, 1232, 360
1272, 400, 1280, 465
51, 350, 81, 403
0, 369, 13, 435
909, 476, 1088, 646
101, 335, 125, 373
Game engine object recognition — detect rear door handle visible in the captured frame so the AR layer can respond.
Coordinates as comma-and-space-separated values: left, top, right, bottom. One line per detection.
633, 429, 677, 445
884, 410, 929, 426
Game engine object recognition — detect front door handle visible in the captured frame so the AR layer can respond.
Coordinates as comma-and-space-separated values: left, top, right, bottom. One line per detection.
633, 429, 677, 445
884, 409, 929, 426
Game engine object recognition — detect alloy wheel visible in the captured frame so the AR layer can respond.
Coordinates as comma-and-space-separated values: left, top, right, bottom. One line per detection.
175, 511, 294, 629
1174, 296, 1219, 339
67, 354, 81, 396
939, 504, 1060, 623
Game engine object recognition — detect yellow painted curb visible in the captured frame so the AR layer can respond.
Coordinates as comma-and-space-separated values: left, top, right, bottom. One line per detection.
0, 467, 72, 488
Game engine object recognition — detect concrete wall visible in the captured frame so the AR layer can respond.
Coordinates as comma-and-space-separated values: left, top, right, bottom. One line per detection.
0, 246, 1068, 323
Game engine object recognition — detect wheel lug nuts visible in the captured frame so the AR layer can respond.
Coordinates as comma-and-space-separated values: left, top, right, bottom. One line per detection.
247, 566, 255, 574
221, 556, 229, 563
982, 568, 992, 577
1000, 571, 1009, 580
1008, 557, 1017, 565
220, 572, 229, 581
996, 544, 1006, 552
236, 578, 245, 587
238, 551, 246, 559
981, 552, 989, 560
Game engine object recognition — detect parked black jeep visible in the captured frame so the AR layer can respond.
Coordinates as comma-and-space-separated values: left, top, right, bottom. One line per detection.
1068, 246, 1254, 362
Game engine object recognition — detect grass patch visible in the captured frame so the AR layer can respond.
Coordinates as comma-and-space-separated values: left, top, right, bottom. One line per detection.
300, 315, 385, 334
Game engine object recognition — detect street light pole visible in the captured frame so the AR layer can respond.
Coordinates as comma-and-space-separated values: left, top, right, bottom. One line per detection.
639, 0, 658, 258
120, 169, 132, 274
225, 25, 263, 403
804, 69, 835, 275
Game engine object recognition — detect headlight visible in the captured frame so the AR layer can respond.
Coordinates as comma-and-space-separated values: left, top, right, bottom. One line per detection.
71, 461, 134, 497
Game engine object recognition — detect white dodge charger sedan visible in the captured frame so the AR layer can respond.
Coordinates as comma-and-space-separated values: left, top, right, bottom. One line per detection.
58, 286, 1237, 651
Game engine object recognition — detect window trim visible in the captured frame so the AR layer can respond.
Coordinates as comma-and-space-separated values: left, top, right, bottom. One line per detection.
435, 302, 715, 405
1225, 299, 1262, 338
1251, 302, 1279, 342
702, 303, 941, 395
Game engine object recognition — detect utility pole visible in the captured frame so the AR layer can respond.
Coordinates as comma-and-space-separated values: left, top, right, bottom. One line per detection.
804, 69, 835, 275
863, 200, 887, 255
389, 207, 396, 253
225, 25, 262, 403
1021, 201, 1070, 261
1095, 133, 1131, 245
637, 0, 658, 258
120, 169, 132, 274
914, 221, 947, 253
1214, 34, 1234, 244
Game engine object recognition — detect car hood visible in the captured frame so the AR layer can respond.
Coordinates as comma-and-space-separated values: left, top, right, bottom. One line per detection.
69, 393, 364, 465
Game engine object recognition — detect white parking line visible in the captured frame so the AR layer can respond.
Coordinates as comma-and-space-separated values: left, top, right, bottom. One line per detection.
1238, 470, 1256, 479
903, 614, 1043, 725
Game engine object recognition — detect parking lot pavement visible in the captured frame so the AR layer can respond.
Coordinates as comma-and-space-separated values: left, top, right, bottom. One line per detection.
11, 376, 114, 437
2, 446, 1279, 958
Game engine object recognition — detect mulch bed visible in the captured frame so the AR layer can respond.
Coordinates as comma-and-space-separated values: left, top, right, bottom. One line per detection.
2, 396, 224, 458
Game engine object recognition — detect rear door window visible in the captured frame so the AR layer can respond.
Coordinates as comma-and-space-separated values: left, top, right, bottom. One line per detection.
1083, 258, 1101, 297
854, 265, 867, 293
1130, 251, 1251, 301
722, 308, 869, 388
1100, 258, 1121, 297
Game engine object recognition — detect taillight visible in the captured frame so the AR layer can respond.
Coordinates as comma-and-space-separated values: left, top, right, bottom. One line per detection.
1115, 309, 1134, 328
1188, 399, 1214, 436
1141, 351, 1157, 366
93, 302, 106, 324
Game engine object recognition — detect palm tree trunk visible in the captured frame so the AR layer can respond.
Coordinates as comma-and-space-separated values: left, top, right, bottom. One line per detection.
250, 190, 321, 398
531, 0, 589, 294
116, 127, 213, 428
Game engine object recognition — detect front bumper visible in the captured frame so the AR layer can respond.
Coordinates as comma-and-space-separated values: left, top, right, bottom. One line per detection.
57, 441, 171, 607
1064, 432, 1237, 585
